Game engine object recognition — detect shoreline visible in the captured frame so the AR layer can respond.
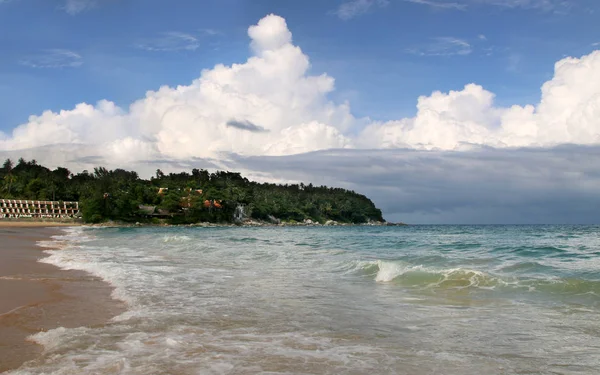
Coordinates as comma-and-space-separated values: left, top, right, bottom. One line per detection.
0, 218, 407, 229
88, 220, 408, 228
0, 221, 82, 228
0, 226, 125, 373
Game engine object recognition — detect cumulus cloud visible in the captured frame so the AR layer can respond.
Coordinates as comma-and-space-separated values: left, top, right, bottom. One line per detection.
3, 14, 600, 158
19, 49, 83, 68
362, 50, 600, 150
248, 14, 292, 52
4, 14, 600, 158
3, 14, 354, 161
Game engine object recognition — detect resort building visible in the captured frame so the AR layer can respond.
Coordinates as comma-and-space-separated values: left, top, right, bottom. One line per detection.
0, 199, 80, 218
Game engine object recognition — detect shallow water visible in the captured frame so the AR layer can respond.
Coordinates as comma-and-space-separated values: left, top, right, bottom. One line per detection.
9, 225, 600, 374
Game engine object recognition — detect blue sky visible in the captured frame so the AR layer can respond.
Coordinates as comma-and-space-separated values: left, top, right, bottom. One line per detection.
1, 0, 598, 130
1, 0, 600, 223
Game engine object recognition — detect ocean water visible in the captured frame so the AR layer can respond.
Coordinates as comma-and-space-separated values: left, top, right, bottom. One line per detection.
9, 225, 600, 374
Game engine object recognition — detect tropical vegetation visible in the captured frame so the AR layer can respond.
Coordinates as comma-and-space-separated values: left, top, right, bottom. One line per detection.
0, 158, 384, 224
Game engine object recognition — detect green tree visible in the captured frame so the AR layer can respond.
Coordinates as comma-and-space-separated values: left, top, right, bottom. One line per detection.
3, 173, 16, 196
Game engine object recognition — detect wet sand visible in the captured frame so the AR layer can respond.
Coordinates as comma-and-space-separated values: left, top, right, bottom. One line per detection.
0, 221, 81, 228
0, 225, 125, 373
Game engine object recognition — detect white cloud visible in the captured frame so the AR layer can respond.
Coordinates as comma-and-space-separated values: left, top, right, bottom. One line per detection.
19, 49, 83, 68
248, 15, 292, 53
472, 0, 571, 12
404, 0, 466, 10
407, 37, 472, 56
64, 0, 96, 15
333, 0, 390, 20
136, 32, 200, 52
362, 49, 600, 150
507, 53, 521, 72
2, 14, 354, 161
2, 14, 600, 168
200, 29, 222, 36
341, 0, 578, 14
4, 100, 126, 150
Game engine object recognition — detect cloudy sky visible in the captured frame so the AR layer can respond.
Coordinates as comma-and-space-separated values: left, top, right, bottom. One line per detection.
1, 0, 599, 224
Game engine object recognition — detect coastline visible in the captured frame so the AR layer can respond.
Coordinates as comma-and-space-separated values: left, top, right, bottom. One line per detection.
0, 217, 406, 229
86, 219, 408, 228
0, 221, 82, 228
0, 226, 125, 373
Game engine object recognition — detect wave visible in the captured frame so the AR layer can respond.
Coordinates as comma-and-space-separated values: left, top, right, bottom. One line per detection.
229, 237, 260, 243
28, 326, 91, 352
36, 226, 97, 250
509, 246, 568, 257
372, 260, 495, 287
162, 235, 192, 243
36, 227, 136, 307
497, 261, 557, 273
357, 260, 600, 296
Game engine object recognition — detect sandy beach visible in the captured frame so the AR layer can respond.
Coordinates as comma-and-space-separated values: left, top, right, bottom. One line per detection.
0, 223, 124, 373
0, 221, 81, 228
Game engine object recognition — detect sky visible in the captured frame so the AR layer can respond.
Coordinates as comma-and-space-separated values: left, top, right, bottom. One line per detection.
0, 0, 599, 224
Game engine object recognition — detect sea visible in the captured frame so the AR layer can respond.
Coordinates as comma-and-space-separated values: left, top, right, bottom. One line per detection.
8, 225, 600, 374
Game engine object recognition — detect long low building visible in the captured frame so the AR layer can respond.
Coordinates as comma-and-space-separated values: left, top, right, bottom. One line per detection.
0, 199, 80, 218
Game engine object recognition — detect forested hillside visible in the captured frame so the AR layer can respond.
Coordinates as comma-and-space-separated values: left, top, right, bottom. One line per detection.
0, 158, 384, 224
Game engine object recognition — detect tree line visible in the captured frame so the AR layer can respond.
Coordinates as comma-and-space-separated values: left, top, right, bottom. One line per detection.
1, 158, 384, 224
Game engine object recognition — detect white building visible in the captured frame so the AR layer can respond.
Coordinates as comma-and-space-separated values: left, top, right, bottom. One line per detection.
0, 199, 79, 219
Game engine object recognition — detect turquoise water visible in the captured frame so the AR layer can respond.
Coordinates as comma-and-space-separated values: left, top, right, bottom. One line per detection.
11, 225, 600, 374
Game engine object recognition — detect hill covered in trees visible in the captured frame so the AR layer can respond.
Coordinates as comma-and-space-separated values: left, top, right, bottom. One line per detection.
0, 158, 384, 225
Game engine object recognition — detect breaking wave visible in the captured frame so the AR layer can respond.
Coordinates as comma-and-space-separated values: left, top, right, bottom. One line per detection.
36, 227, 136, 307
162, 235, 192, 243
356, 260, 600, 296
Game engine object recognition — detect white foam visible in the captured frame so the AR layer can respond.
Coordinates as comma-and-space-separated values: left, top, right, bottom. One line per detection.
374, 260, 427, 282
372, 260, 501, 289
375, 260, 411, 282
36, 227, 138, 307
162, 235, 192, 243
28, 326, 91, 352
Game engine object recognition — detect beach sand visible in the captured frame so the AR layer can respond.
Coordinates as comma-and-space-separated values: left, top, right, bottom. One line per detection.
0, 221, 81, 228
0, 224, 125, 373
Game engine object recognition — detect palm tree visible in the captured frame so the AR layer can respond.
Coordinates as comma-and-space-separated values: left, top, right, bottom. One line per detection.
3, 173, 16, 196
